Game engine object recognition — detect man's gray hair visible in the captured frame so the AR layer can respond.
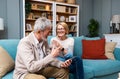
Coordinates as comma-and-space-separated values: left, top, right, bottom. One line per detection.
34, 17, 52, 32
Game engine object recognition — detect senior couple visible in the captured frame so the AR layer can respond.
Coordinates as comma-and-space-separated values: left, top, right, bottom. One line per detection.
13, 17, 84, 79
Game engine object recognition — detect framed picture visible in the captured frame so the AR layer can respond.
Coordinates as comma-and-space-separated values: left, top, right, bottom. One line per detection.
70, 24, 77, 31
69, 16, 76, 22
26, 24, 32, 30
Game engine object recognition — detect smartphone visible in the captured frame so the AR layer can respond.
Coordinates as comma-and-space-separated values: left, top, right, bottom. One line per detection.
70, 57, 75, 60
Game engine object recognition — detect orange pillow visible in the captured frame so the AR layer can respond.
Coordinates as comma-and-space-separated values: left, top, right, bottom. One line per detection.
82, 39, 107, 59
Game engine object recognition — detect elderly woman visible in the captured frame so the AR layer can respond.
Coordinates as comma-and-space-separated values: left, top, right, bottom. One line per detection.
50, 22, 84, 79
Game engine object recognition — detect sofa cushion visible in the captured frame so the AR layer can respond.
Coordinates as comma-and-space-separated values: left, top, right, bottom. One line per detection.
83, 59, 120, 77
114, 48, 120, 60
105, 42, 117, 60
0, 46, 14, 78
0, 39, 19, 60
82, 39, 107, 59
83, 66, 94, 79
47, 36, 54, 44
2, 71, 13, 79
73, 36, 84, 57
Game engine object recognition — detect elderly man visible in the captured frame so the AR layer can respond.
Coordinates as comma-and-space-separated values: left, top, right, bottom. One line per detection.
13, 17, 72, 79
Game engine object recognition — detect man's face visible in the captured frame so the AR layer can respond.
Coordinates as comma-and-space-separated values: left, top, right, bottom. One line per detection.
41, 27, 51, 41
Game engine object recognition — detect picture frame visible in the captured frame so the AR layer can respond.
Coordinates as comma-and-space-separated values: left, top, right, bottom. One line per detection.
69, 16, 76, 22
70, 24, 77, 31
26, 23, 32, 30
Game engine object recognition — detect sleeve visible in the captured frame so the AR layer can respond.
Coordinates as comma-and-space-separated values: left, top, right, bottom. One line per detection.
50, 58, 63, 68
64, 38, 74, 60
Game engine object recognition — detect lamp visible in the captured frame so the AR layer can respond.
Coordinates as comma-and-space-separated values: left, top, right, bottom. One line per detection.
111, 15, 120, 33
0, 18, 4, 30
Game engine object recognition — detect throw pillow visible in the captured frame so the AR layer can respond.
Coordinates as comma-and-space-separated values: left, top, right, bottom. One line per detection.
0, 46, 15, 78
82, 38, 108, 59
105, 42, 117, 60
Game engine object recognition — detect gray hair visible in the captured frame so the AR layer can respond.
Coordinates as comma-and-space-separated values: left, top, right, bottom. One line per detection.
34, 17, 52, 32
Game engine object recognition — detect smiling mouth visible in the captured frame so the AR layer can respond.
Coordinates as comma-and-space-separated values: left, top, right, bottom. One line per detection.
58, 31, 64, 33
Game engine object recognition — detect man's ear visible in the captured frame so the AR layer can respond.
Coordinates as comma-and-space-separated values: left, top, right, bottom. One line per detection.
37, 30, 41, 33
37, 30, 43, 34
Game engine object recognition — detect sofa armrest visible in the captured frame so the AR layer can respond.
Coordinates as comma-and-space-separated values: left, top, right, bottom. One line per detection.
114, 48, 120, 60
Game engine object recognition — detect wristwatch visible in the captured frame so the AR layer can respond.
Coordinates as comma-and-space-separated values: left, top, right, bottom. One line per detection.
61, 48, 64, 51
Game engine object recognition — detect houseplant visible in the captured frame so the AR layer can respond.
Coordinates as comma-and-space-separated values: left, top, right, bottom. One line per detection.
87, 18, 99, 37
25, 1, 31, 18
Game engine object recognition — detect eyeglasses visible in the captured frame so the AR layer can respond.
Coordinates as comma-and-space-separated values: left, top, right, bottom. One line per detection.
57, 28, 65, 30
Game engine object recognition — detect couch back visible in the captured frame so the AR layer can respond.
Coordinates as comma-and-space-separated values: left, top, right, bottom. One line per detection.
0, 39, 19, 60
0, 36, 100, 61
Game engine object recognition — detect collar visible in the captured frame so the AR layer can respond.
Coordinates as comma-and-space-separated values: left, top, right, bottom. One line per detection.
31, 32, 39, 46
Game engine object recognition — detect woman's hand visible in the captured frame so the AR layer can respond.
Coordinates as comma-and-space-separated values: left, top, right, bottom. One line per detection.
60, 59, 72, 68
52, 40, 62, 48
52, 40, 69, 55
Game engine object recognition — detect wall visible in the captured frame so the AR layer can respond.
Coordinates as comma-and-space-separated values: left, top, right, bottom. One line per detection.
93, 0, 111, 37
93, 0, 120, 37
111, 0, 120, 15
76, 0, 93, 36
0, 0, 7, 39
0, 0, 21, 39
7, 0, 21, 39
77, 0, 120, 36
0, 0, 120, 38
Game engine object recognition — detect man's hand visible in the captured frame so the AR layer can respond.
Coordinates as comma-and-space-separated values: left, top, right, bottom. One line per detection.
61, 59, 72, 68
51, 46, 61, 57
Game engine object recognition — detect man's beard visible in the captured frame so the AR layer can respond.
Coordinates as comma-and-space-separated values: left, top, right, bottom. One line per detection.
41, 34, 47, 42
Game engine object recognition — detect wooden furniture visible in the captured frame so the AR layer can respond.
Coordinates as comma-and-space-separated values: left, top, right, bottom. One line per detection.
24, 0, 53, 36
54, 2, 79, 36
24, 0, 79, 37
104, 34, 120, 48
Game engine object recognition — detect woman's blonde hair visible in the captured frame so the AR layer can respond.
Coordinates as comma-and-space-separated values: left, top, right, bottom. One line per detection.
56, 22, 69, 34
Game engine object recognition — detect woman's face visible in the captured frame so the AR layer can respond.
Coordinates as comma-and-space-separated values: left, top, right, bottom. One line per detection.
57, 25, 66, 37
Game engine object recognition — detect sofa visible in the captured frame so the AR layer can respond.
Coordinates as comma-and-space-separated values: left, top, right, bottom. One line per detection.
1, 36, 120, 79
